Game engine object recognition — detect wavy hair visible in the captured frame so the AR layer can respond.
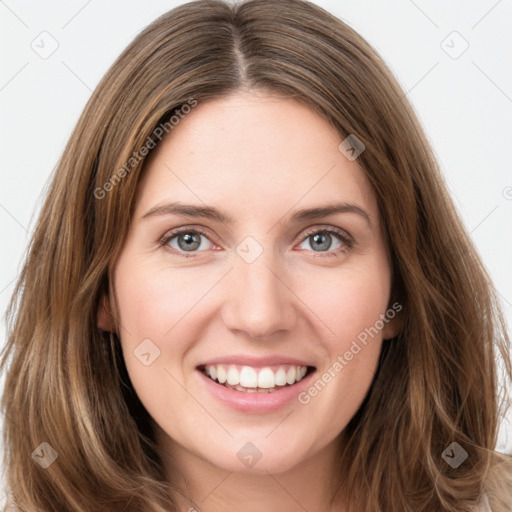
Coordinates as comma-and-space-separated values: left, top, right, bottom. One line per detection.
1, 0, 511, 510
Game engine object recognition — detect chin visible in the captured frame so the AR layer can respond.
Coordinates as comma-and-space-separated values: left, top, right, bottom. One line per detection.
215, 453, 304, 475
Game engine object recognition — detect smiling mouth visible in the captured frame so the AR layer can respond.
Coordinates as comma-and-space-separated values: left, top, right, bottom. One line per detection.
198, 364, 316, 393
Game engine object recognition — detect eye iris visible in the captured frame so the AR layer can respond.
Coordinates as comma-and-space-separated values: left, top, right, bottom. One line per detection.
177, 232, 201, 251
171, 231, 340, 253
310, 232, 331, 251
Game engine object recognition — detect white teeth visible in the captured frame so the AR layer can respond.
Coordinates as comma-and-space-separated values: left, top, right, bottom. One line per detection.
286, 366, 296, 385
226, 383, 275, 393
227, 366, 240, 385
203, 363, 311, 389
235, 385, 257, 393
275, 367, 287, 386
239, 366, 258, 388
257, 367, 276, 388
217, 365, 227, 384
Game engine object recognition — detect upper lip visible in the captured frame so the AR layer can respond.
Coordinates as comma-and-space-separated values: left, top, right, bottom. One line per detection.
197, 355, 315, 368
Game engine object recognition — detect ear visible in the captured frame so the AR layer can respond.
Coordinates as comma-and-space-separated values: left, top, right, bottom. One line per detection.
382, 302, 403, 340
97, 295, 115, 332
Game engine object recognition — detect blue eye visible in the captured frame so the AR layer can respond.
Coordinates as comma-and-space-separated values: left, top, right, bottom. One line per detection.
160, 228, 214, 257
159, 226, 353, 258
297, 227, 353, 256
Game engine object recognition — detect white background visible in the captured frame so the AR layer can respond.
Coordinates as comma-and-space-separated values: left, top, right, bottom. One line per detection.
1, 0, 511, 496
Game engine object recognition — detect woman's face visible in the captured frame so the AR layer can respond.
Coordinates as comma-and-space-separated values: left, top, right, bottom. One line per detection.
106, 90, 399, 475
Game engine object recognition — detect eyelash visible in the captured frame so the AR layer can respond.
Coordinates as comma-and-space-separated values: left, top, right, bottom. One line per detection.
158, 226, 354, 259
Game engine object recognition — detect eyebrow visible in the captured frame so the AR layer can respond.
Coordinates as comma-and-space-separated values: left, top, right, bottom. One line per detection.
141, 201, 372, 227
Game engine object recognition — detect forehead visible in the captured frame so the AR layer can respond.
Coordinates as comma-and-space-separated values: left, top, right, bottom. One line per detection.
135, 91, 377, 223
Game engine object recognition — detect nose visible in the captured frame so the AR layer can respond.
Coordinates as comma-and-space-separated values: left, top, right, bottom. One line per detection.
221, 251, 296, 339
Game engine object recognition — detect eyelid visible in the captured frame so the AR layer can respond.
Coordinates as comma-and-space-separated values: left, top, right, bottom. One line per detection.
158, 225, 219, 249
298, 224, 353, 244
159, 224, 354, 257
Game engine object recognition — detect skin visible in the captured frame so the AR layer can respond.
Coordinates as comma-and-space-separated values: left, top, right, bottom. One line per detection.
99, 89, 400, 512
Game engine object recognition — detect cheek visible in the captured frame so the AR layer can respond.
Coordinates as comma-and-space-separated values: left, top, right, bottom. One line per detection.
298, 261, 391, 347
112, 255, 226, 405
294, 262, 390, 411
113, 256, 210, 341
292, 263, 390, 430
111, 256, 207, 417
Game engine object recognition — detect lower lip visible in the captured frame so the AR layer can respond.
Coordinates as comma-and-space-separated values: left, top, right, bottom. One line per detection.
197, 369, 315, 414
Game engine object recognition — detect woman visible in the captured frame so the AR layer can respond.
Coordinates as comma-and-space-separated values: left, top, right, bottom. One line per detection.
1, 0, 510, 510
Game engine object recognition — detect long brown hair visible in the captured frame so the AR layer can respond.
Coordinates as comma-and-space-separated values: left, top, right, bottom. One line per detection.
1, 0, 511, 510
